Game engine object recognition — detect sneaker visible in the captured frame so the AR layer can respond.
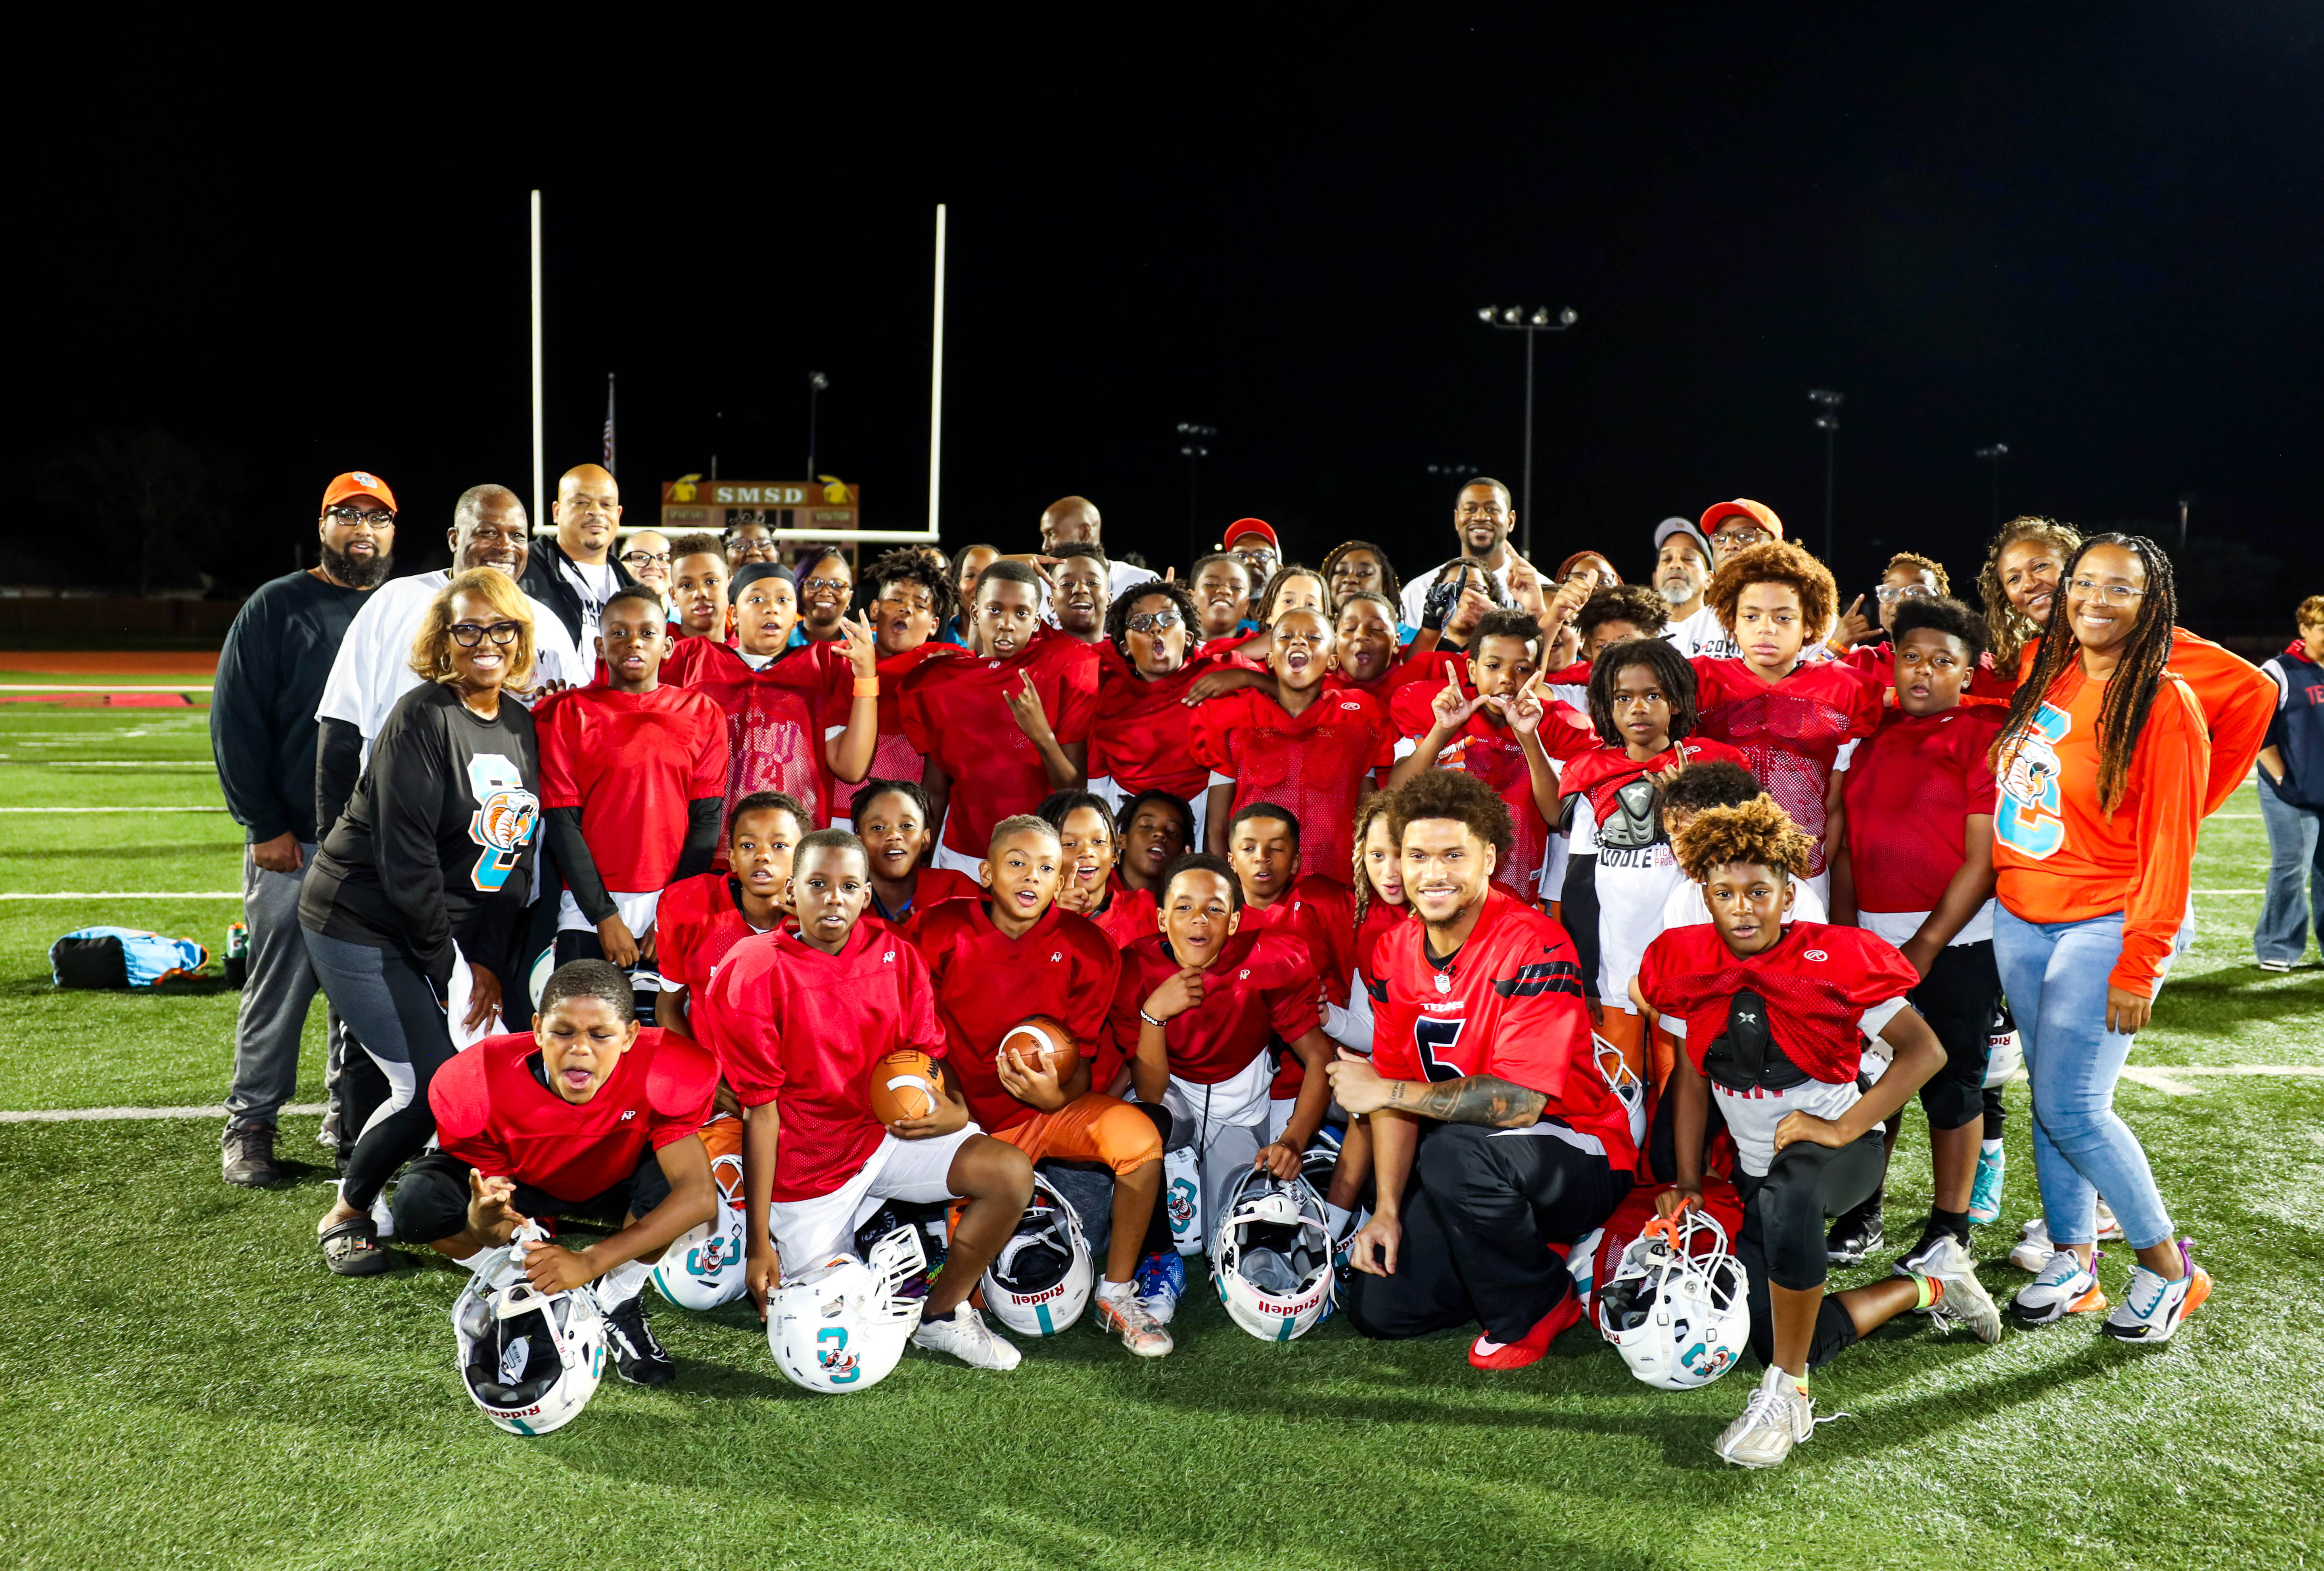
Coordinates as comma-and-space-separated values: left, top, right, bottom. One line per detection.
1094, 1288, 1174, 1357
603, 1294, 675, 1386
1967, 1145, 2006, 1225
1895, 1222, 1958, 1278
1825, 1194, 1884, 1266
1133, 1249, 1185, 1326
1715, 1365, 1817, 1468
221, 1124, 282, 1188
2103, 1240, 2212, 1344
2094, 1201, 2125, 1241
2258, 958, 2292, 973
911, 1303, 1023, 1370
1915, 1236, 2004, 1343
1468, 1287, 1583, 1371
2013, 1208, 2123, 1270
2011, 1248, 2107, 1324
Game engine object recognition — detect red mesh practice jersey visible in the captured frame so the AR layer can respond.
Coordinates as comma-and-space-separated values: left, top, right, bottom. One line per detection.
676, 640, 849, 837
1835, 640, 2015, 702
697, 920, 946, 1202
535, 685, 729, 891
1190, 688, 1397, 885
1368, 889, 1634, 1173
654, 872, 777, 996
905, 897, 1124, 1130
1082, 878, 1160, 952
1326, 647, 1461, 705
1091, 644, 1252, 799
1109, 928, 1321, 1085
1841, 707, 2003, 916
1238, 876, 1351, 1100
430, 1027, 719, 1203
1387, 684, 1577, 900
835, 643, 958, 813
899, 630, 1099, 857
1636, 921, 1918, 1086
1690, 657, 1882, 875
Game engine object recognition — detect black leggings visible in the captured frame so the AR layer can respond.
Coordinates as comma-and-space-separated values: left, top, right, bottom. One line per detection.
1909, 941, 2004, 1132
301, 930, 457, 1211
1735, 1130, 1887, 1371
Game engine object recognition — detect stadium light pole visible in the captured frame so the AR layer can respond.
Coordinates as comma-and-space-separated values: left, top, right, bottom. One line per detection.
1178, 422, 1216, 564
1476, 305, 1577, 557
1810, 389, 1844, 564
1973, 443, 2009, 530
529, 190, 545, 533
929, 205, 947, 539
806, 371, 828, 477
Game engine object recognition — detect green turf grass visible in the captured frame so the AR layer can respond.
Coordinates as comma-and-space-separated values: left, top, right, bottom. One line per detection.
2, 699, 2320, 1570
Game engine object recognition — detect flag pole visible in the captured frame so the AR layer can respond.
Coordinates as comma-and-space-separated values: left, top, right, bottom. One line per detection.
604, 371, 617, 475
530, 190, 545, 531
928, 203, 947, 539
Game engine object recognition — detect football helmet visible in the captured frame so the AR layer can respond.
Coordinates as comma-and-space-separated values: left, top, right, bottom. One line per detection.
1163, 1145, 1205, 1257
1594, 1033, 1648, 1148
980, 1174, 1094, 1336
1213, 1167, 1336, 1342
767, 1223, 928, 1394
1594, 1203, 1751, 1390
1563, 1224, 1607, 1319
453, 1226, 607, 1436
652, 1146, 749, 1310
1984, 1026, 2022, 1088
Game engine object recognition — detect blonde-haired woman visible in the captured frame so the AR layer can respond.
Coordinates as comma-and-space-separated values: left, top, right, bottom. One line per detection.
299, 569, 543, 1275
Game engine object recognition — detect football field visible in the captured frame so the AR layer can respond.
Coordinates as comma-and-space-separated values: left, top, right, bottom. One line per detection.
2, 665, 2320, 1571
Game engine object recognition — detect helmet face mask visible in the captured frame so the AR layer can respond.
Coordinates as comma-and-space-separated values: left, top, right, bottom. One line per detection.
1213, 1168, 1336, 1341
1594, 1036, 1648, 1148
768, 1224, 928, 1394
453, 1226, 608, 1436
1594, 1206, 1751, 1390
980, 1175, 1094, 1336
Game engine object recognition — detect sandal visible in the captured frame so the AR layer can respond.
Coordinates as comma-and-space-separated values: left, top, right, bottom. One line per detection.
320, 1216, 392, 1277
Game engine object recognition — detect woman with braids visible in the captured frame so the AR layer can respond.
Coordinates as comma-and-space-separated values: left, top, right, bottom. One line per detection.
1990, 534, 2215, 1342
1638, 797, 2000, 1469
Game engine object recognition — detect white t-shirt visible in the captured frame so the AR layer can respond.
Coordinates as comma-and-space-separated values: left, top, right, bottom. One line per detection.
1662, 602, 1736, 660
1861, 900, 1996, 950
1399, 559, 1513, 630
314, 570, 583, 758
1570, 794, 1689, 1010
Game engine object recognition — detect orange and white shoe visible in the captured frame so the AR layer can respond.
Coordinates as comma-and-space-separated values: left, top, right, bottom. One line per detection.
2104, 1240, 2212, 1344
2010, 1249, 2107, 1324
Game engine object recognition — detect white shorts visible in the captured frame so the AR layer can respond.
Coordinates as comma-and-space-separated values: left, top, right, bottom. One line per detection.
556, 887, 661, 936
767, 1125, 982, 1270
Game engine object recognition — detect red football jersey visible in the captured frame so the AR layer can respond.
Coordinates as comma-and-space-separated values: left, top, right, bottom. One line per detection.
1842, 706, 2003, 916
1636, 920, 1919, 1086
696, 920, 947, 1202
1326, 647, 1459, 705
535, 685, 729, 891
1108, 928, 1321, 1085
1690, 657, 1882, 876
1386, 683, 1575, 900
905, 898, 1123, 1130
1190, 688, 1396, 885
655, 872, 778, 997
1081, 877, 1160, 951
1836, 639, 2015, 701
658, 634, 727, 690
872, 865, 983, 927
834, 643, 958, 814
1367, 889, 1634, 1174
899, 630, 1099, 858
1557, 737, 1751, 826
1352, 896, 1411, 989
1239, 876, 1348, 1100
677, 640, 851, 837
430, 1027, 719, 1203
1091, 644, 1251, 799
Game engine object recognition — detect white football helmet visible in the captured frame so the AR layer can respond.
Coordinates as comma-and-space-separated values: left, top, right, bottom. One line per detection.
1564, 1225, 1607, 1319
1984, 1026, 2022, 1088
1594, 1033, 1648, 1148
653, 1148, 749, 1310
981, 1174, 1093, 1336
1594, 1204, 1751, 1390
1213, 1168, 1336, 1342
453, 1227, 607, 1436
768, 1223, 928, 1394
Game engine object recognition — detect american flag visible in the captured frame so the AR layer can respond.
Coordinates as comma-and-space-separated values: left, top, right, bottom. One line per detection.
602, 372, 617, 475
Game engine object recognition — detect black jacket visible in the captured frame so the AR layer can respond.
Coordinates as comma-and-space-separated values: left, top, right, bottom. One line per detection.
211, 569, 373, 844
519, 534, 637, 649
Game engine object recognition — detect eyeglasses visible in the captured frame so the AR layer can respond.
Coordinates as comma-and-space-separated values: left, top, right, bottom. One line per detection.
1715, 526, 1770, 548
1874, 584, 1937, 604
1126, 609, 1183, 634
325, 504, 394, 528
448, 620, 523, 648
2068, 577, 2146, 606
801, 576, 851, 594
620, 549, 671, 570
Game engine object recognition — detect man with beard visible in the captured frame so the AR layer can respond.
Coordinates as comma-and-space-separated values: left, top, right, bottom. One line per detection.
523, 464, 638, 651
213, 472, 399, 1188
1652, 517, 1731, 659
1398, 479, 1527, 631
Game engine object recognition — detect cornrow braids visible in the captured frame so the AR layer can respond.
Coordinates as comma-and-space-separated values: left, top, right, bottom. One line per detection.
1670, 796, 1813, 883
1320, 540, 1404, 605
1992, 533, 2178, 816
1977, 516, 2082, 671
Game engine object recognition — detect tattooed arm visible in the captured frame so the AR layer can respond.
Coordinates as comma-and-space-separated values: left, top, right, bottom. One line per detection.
1328, 1048, 1545, 1130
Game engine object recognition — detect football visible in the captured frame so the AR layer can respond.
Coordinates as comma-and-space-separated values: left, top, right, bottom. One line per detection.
865, 1048, 943, 1124
998, 1014, 1077, 1076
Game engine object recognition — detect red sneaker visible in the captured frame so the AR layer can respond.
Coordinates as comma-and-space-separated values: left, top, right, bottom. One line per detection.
1468, 1288, 1583, 1371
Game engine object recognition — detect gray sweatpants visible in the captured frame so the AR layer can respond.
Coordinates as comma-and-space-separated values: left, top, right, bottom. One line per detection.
224, 844, 320, 1130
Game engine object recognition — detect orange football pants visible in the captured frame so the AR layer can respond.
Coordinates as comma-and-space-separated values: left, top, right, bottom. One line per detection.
994, 1092, 1162, 1177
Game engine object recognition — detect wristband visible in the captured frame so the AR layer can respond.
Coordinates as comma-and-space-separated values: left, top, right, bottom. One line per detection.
1139, 1008, 1166, 1028
853, 677, 879, 697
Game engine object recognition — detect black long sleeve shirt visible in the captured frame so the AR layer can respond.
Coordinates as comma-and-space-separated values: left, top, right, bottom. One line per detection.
210, 569, 372, 844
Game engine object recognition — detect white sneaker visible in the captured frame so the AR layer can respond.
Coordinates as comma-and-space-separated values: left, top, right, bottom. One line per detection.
2103, 1242, 2211, 1345
910, 1303, 1023, 1371
2013, 1207, 2125, 1270
1915, 1236, 2003, 1343
1094, 1288, 1174, 1357
1715, 1365, 1818, 1468
2094, 1201, 2124, 1241
2010, 1248, 2106, 1324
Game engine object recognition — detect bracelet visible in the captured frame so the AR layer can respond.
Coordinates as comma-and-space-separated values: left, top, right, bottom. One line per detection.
853, 677, 879, 697
1139, 1008, 1166, 1027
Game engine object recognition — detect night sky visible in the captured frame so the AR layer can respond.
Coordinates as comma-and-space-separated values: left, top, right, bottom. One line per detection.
12, 13, 2320, 632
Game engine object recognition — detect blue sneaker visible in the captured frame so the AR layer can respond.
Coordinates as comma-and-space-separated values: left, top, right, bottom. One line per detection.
1134, 1249, 1186, 1326
1967, 1144, 2006, 1225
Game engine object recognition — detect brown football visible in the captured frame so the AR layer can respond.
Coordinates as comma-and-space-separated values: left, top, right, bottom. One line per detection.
865, 1048, 943, 1124
997, 1014, 1077, 1075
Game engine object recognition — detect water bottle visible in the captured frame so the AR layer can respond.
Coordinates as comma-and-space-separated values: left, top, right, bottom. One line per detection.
224, 920, 249, 989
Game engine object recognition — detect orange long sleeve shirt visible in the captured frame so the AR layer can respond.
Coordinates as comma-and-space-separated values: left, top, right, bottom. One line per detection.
1992, 665, 2209, 997
2019, 628, 2271, 817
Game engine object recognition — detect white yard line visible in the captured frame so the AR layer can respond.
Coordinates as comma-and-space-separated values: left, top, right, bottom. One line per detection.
2120, 1065, 2324, 1096
0, 1102, 325, 1124
2190, 889, 2265, 895
29, 761, 216, 768
0, 684, 213, 692
0, 807, 226, 813
0, 891, 242, 899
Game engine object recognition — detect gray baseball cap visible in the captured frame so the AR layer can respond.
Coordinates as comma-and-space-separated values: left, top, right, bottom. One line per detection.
1652, 516, 1712, 563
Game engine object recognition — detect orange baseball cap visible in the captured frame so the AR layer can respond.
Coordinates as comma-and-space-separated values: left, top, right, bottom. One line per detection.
1224, 518, 1279, 552
321, 471, 398, 515
1699, 498, 1781, 540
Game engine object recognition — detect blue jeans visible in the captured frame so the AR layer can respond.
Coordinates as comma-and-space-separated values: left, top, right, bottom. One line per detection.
2255, 781, 2324, 964
1991, 906, 2176, 1251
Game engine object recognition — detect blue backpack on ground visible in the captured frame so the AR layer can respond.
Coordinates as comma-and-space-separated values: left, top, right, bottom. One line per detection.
49, 927, 209, 989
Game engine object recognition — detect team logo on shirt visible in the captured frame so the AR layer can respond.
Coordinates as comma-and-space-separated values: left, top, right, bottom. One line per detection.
1340, 701, 1363, 711
1997, 702, 2071, 860
620, 1109, 637, 1121
464, 754, 540, 892
1434, 971, 1452, 994
1803, 950, 1827, 963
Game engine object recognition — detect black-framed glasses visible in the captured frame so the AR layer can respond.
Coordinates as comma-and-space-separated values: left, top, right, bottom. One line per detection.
620, 549, 671, 570
1875, 583, 1937, 604
448, 620, 523, 648
1126, 609, 1183, 634
325, 504, 394, 528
